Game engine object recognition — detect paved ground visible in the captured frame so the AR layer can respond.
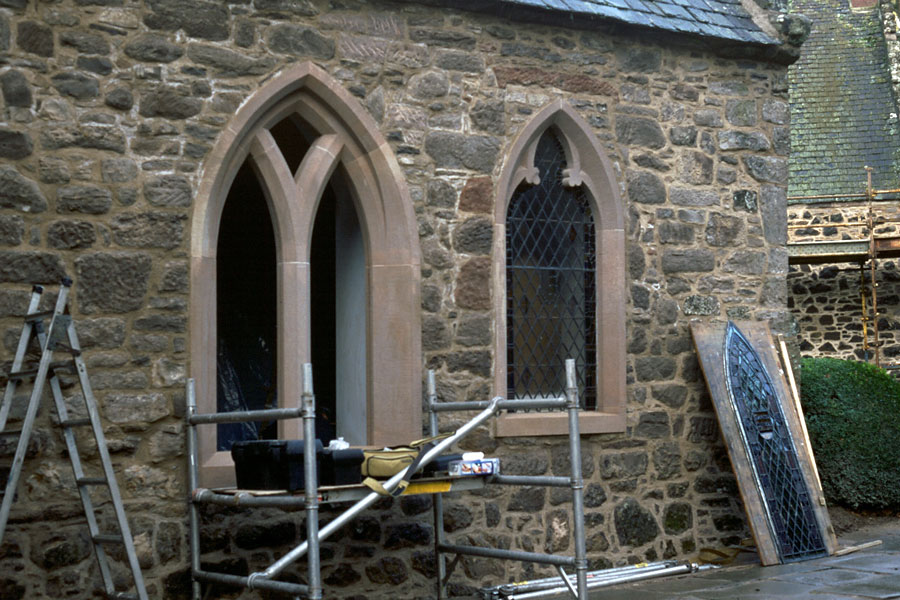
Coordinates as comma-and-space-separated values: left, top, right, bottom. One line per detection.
588, 526, 900, 599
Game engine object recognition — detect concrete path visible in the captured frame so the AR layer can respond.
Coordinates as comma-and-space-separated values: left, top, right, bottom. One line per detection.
587, 528, 900, 599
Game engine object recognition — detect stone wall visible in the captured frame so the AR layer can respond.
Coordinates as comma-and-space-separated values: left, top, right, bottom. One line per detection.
0, 1, 792, 598
789, 259, 900, 362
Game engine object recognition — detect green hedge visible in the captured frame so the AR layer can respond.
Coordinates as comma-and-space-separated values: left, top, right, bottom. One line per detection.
799, 357, 900, 510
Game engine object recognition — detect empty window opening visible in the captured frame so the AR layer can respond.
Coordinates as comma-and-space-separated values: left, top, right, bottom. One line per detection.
506, 130, 597, 409
216, 161, 278, 450
310, 173, 367, 445
193, 63, 423, 485
269, 115, 316, 174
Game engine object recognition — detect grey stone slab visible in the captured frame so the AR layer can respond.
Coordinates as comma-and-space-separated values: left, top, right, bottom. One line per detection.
820, 574, 900, 599
826, 554, 900, 575
787, 594, 885, 600
769, 567, 880, 586
688, 579, 817, 599
586, 583, 671, 599
582, 540, 900, 600
751, 558, 838, 578
692, 564, 788, 584
619, 574, 735, 595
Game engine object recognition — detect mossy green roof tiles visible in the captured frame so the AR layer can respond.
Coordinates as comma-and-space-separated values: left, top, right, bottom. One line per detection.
788, 0, 900, 201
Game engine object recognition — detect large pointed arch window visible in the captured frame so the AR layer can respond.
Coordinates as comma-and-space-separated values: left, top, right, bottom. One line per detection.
192, 63, 422, 486
494, 101, 626, 436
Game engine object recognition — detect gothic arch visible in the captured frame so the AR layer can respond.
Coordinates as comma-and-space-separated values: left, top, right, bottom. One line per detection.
191, 62, 422, 486
493, 100, 626, 436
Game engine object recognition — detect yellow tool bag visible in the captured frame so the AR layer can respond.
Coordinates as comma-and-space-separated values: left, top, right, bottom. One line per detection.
361, 448, 420, 478
361, 433, 450, 496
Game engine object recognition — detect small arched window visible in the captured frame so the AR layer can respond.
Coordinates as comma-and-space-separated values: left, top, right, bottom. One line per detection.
506, 130, 597, 408
494, 102, 626, 436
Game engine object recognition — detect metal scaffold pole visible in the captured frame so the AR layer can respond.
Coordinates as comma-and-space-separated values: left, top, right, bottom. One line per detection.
866, 167, 882, 367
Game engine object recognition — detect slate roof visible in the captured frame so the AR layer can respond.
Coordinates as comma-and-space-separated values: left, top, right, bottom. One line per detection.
442, 0, 780, 45
789, 0, 900, 200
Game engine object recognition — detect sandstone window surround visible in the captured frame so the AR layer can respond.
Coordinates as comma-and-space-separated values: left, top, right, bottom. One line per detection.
191, 62, 422, 487
492, 101, 627, 437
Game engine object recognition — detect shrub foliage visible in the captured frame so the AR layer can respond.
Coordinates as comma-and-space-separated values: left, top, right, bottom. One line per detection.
799, 357, 900, 510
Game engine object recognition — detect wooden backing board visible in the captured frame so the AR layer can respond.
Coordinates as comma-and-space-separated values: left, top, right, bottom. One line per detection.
691, 321, 837, 565
776, 335, 825, 501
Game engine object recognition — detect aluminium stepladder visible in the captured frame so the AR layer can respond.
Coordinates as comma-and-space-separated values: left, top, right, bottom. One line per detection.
0, 279, 148, 600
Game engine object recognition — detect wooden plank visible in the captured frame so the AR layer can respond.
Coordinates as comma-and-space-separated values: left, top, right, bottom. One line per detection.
692, 321, 837, 564
834, 540, 882, 556
777, 336, 825, 499
875, 237, 900, 252
217, 475, 488, 504
691, 321, 780, 566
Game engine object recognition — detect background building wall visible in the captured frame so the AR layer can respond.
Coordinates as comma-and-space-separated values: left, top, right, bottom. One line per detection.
787, 0, 900, 368
0, 1, 791, 597
787, 202, 900, 362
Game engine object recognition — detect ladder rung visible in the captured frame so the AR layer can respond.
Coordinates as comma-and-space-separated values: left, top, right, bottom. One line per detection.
52, 343, 81, 357
60, 418, 92, 428
77, 477, 109, 487
92, 534, 124, 545
110, 594, 139, 600
7, 360, 74, 380
5, 369, 33, 381
24, 310, 56, 323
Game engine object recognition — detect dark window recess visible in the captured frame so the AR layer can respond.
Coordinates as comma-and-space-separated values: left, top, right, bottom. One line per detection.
310, 184, 338, 442
506, 130, 597, 409
216, 160, 278, 451
269, 115, 316, 175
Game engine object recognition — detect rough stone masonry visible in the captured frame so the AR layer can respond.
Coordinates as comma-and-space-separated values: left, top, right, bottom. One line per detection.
0, 1, 798, 598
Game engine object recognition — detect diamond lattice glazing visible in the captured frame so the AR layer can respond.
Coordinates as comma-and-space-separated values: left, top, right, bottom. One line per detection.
506, 131, 596, 409
725, 322, 827, 562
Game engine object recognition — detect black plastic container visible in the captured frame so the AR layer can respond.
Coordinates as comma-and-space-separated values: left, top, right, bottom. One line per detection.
231, 439, 323, 491
320, 449, 364, 486
231, 440, 365, 490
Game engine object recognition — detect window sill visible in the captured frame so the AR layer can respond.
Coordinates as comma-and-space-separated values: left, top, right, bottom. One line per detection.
494, 410, 625, 437
199, 450, 240, 489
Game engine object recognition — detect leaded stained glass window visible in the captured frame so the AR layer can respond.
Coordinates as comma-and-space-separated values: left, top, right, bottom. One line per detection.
506, 130, 597, 409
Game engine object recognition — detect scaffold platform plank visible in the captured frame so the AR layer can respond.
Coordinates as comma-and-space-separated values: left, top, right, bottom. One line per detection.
787, 238, 900, 264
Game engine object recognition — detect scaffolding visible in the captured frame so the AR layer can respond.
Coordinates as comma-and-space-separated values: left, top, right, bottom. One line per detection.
787, 168, 900, 369
186, 362, 591, 599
